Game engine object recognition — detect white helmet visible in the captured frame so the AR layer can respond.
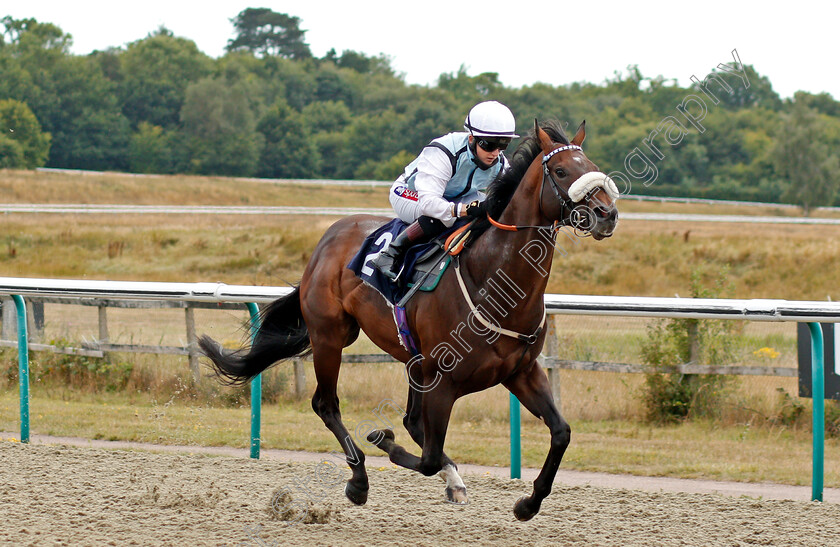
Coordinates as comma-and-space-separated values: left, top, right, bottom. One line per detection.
464, 101, 519, 138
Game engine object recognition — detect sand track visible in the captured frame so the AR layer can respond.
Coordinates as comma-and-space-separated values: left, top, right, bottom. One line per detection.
2, 442, 840, 546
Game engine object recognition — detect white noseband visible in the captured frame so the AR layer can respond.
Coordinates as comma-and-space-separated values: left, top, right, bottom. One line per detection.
568, 171, 620, 202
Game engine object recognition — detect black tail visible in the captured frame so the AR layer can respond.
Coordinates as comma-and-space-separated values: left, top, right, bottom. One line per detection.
198, 286, 312, 385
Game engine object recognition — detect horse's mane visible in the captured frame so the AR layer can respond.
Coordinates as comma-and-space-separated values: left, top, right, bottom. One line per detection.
468, 120, 570, 243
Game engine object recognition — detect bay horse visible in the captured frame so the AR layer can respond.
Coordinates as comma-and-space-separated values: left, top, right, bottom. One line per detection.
199, 119, 619, 521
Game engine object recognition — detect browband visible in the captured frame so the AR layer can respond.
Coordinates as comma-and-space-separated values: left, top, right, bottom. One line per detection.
542, 144, 582, 163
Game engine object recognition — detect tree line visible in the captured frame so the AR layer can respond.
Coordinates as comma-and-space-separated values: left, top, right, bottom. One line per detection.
1, 9, 839, 210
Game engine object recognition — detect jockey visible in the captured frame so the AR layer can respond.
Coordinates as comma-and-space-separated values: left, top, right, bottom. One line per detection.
371, 100, 518, 280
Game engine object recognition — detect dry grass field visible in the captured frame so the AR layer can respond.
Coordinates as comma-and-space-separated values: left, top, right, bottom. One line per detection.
2, 168, 839, 300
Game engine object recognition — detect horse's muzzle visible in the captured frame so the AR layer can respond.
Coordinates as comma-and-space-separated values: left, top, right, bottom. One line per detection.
578, 204, 618, 240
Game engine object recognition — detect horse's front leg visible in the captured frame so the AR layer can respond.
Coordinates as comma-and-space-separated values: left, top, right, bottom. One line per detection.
402, 380, 468, 504
503, 361, 570, 521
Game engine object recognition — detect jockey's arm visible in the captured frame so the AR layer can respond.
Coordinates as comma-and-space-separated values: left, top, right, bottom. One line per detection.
413, 147, 459, 226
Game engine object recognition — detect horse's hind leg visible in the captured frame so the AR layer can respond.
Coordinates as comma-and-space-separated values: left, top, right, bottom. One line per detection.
309, 325, 369, 505
403, 386, 468, 504
503, 363, 570, 521
368, 386, 456, 497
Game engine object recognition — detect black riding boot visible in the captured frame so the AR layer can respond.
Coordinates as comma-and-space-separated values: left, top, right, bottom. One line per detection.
372, 217, 445, 280
371, 221, 426, 280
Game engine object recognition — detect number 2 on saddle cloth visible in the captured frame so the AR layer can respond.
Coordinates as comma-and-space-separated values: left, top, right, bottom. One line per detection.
347, 218, 473, 354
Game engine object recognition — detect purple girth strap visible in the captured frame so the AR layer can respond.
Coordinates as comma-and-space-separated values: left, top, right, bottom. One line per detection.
393, 305, 419, 356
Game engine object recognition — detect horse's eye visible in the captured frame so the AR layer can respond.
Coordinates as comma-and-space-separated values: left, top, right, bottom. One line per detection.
554, 168, 566, 178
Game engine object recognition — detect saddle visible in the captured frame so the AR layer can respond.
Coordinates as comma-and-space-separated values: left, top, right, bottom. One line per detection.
347, 218, 471, 306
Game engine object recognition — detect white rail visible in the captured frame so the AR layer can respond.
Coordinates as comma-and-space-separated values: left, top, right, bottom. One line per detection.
543, 294, 840, 322
4, 205, 840, 226
1, 277, 839, 322
0, 278, 292, 304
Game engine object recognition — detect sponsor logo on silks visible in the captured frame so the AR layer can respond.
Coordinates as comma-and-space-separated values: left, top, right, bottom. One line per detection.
394, 185, 419, 202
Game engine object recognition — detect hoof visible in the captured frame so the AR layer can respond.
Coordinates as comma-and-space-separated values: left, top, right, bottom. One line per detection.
513, 496, 538, 521
445, 485, 469, 505
344, 481, 369, 506
366, 428, 395, 448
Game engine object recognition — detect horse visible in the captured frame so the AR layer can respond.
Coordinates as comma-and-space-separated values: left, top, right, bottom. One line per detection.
199, 119, 619, 521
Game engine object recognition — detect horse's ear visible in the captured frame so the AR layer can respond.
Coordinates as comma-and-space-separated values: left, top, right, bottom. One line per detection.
571, 120, 586, 146
535, 119, 554, 153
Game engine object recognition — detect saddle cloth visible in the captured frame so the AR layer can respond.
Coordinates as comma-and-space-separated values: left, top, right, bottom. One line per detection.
346, 218, 468, 306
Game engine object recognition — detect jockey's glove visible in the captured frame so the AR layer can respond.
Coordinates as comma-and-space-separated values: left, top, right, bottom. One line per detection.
464, 200, 486, 218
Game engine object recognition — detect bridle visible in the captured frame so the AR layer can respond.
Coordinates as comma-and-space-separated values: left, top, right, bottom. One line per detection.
487, 143, 603, 236
456, 143, 603, 349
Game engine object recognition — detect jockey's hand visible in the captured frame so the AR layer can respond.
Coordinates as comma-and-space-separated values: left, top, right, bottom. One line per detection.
464, 200, 486, 218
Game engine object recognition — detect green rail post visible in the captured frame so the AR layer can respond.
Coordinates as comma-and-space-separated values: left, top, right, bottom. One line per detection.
510, 392, 521, 479
13, 295, 29, 443
246, 303, 262, 459
806, 322, 824, 502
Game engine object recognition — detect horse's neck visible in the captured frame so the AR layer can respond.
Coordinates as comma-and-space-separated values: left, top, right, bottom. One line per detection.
463, 159, 553, 321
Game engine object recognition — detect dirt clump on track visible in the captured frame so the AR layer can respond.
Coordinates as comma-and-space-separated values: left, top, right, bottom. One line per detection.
2, 442, 839, 546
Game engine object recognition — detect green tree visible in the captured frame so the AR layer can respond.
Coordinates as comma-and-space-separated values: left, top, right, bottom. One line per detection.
0, 52, 38, 104
119, 28, 213, 129
227, 9, 312, 59
438, 66, 503, 105
775, 103, 840, 214
181, 77, 262, 176
313, 63, 357, 106
716, 65, 782, 111
42, 55, 131, 170
357, 150, 414, 181
0, 99, 50, 167
395, 100, 459, 155
322, 49, 394, 76
792, 91, 840, 118
301, 100, 352, 135
0, 16, 69, 130
256, 100, 320, 178
0, 135, 24, 168
313, 131, 349, 179
343, 111, 403, 179
128, 122, 174, 174
0, 16, 70, 59
261, 56, 316, 110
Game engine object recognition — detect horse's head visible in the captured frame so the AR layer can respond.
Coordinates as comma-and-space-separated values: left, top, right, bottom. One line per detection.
535, 120, 619, 240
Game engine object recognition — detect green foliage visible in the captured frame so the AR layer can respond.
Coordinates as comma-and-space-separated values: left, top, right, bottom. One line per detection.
323, 49, 394, 77
775, 102, 840, 214
770, 388, 806, 428
0, 134, 25, 168
227, 8, 312, 59
0, 99, 51, 167
118, 28, 214, 129
639, 269, 740, 423
826, 401, 840, 439
30, 343, 134, 393
181, 77, 262, 176
360, 150, 415, 181
27, 54, 131, 170
301, 100, 352, 135
128, 122, 174, 174
256, 100, 320, 178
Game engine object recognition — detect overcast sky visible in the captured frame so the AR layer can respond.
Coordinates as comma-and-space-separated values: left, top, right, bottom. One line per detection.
6, 1, 838, 100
